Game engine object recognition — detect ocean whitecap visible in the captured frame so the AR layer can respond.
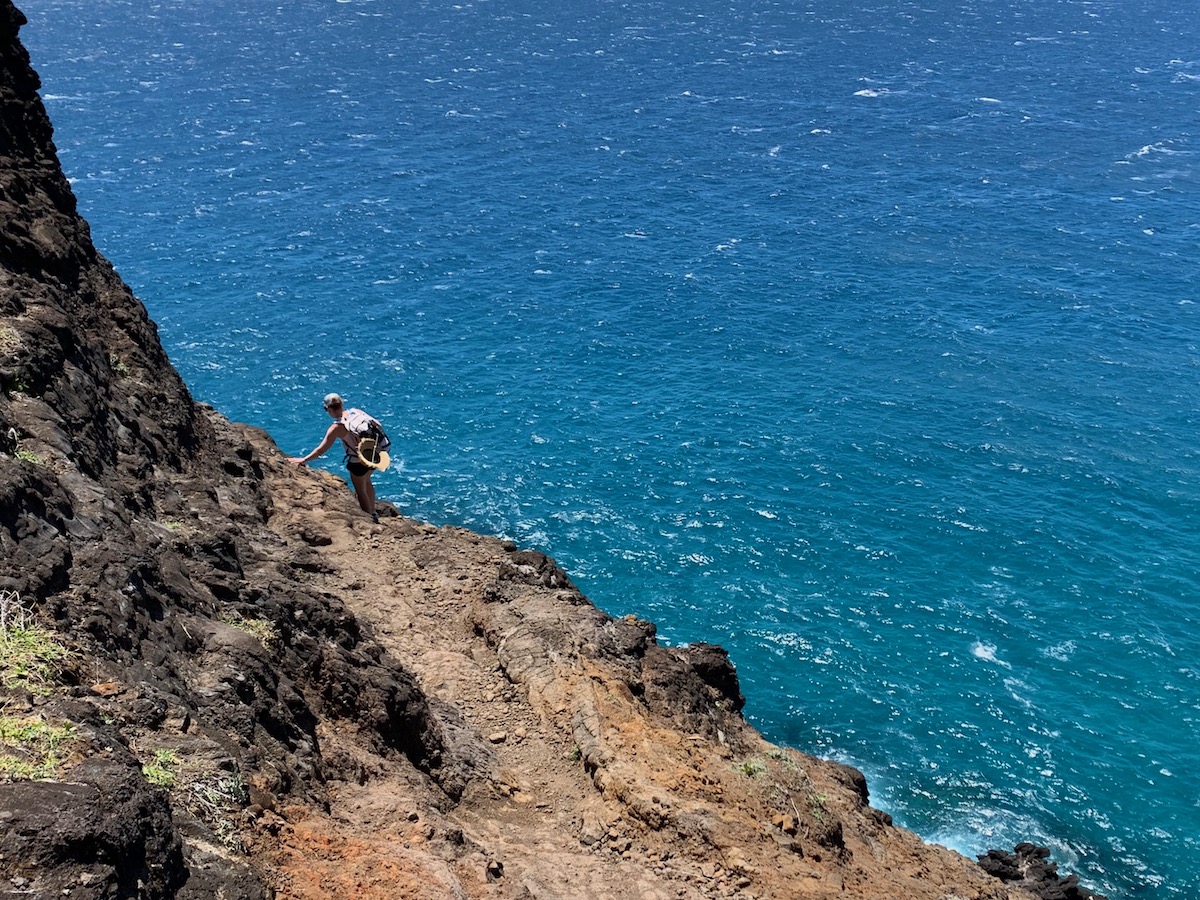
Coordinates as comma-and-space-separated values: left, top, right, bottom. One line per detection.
1042, 640, 1076, 661
951, 519, 987, 532
972, 641, 1012, 668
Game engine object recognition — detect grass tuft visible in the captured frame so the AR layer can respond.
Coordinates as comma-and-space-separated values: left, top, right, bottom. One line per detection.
0, 715, 76, 781
0, 591, 70, 692
220, 613, 281, 651
187, 770, 249, 851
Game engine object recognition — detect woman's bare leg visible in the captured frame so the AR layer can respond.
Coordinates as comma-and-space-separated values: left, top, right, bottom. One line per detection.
351, 471, 376, 515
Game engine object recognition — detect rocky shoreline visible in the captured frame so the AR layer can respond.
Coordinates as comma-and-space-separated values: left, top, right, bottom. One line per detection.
0, 3, 1105, 897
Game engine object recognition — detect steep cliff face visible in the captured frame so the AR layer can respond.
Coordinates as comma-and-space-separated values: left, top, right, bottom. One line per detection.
0, 5, 456, 895
0, 4, 1098, 899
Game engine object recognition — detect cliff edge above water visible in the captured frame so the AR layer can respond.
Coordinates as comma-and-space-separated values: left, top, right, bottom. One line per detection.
0, 4, 1103, 898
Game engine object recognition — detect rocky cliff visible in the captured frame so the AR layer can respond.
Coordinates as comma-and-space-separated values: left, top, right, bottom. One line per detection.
0, 4, 1102, 898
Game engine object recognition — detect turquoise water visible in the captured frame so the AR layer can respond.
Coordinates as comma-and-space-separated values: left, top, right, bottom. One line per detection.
21, 0, 1200, 895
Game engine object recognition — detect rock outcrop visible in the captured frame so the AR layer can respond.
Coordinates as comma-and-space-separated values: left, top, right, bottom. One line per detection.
0, 3, 1102, 898
978, 845, 1108, 900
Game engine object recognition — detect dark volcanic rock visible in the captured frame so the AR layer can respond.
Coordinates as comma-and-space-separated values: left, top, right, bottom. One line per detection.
0, 701, 185, 899
1, 769, 182, 898
978, 843, 1109, 900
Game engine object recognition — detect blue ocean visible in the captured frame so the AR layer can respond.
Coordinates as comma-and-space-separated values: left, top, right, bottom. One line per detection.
21, 0, 1199, 896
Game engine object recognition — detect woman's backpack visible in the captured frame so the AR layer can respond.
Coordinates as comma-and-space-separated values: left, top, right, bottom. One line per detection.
341, 408, 391, 466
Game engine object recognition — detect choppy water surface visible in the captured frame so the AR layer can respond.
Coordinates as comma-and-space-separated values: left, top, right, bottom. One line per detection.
22, 0, 1200, 895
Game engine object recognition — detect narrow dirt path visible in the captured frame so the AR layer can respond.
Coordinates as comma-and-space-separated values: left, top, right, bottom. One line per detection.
256, 467, 716, 898
250, 453, 1036, 900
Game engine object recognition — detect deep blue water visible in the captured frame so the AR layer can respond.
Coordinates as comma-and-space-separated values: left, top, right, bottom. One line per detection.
20, 0, 1200, 896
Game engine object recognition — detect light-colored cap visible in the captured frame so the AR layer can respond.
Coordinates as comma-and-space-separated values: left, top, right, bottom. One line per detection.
323, 393, 343, 409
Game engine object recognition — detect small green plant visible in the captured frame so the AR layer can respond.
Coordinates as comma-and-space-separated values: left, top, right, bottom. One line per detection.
809, 792, 829, 822
138, 749, 249, 850
108, 352, 131, 377
0, 715, 75, 781
734, 757, 767, 778
14, 447, 42, 465
143, 748, 179, 788
0, 590, 70, 692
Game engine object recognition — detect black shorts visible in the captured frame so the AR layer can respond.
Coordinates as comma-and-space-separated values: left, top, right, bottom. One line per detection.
347, 460, 372, 478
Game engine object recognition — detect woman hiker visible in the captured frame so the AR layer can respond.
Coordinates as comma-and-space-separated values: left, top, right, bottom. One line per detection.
289, 393, 389, 523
